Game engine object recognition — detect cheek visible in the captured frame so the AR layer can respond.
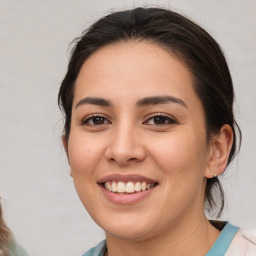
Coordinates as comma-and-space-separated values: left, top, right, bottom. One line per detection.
149, 132, 208, 210
67, 132, 104, 178
148, 129, 208, 181
67, 133, 105, 215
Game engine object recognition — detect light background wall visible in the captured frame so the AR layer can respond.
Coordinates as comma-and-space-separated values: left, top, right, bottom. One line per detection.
0, 0, 255, 255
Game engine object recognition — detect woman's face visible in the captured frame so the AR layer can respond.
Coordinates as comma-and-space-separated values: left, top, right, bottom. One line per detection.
66, 41, 212, 240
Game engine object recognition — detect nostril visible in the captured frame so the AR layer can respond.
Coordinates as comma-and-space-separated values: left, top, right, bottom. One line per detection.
128, 158, 137, 162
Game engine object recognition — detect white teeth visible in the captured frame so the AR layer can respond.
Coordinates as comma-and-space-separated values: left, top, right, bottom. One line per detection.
117, 182, 126, 193
141, 182, 147, 191
112, 181, 117, 192
134, 182, 142, 192
104, 181, 155, 193
105, 182, 112, 191
125, 182, 135, 193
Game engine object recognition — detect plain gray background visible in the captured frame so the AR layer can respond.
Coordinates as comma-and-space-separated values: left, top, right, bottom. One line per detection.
0, 0, 255, 255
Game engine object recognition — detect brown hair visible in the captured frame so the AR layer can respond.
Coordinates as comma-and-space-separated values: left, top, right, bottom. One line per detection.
0, 201, 12, 254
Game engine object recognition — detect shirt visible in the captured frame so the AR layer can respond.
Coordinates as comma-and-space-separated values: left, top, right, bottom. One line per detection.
82, 222, 249, 256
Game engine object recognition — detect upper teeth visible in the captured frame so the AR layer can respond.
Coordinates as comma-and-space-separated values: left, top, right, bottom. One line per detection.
104, 181, 154, 193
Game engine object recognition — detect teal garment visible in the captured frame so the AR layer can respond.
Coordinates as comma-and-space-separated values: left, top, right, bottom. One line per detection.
206, 222, 239, 256
82, 223, 239, 256
82, 240, 106, 256
0, 239, 29, 256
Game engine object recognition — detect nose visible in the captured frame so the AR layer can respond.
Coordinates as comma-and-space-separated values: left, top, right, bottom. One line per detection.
104, 123, 146, 166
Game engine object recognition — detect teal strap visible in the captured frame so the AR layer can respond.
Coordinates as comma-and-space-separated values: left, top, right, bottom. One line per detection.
206, 223, 239, 256
83, 223, 239, 256
82, 240, 106, 256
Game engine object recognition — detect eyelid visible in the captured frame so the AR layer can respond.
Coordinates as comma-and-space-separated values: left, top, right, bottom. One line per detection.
81, 113, 112, 125
143, 112, 178, 125
80, 112, 177, 126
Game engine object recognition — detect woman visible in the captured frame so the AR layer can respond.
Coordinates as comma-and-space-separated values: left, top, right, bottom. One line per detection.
58, 7, 256, 256
0, 200, 11, 255
0, 201, 28, 256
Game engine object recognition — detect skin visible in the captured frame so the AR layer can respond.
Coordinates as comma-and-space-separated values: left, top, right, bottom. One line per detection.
63, 41, 233, 256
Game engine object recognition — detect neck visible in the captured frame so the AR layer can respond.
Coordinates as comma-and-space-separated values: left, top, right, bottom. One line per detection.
105, 215, 220, 256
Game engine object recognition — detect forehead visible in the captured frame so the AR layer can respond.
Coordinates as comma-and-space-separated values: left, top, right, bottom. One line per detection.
74, 41, 200, 108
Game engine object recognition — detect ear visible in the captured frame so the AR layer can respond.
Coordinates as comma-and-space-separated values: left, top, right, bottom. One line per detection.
205, 124, 233, 178
62, 135, 68, 156
62, 135, 73, 177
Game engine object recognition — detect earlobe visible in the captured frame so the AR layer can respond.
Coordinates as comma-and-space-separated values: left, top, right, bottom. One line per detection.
205, 124, 233, 178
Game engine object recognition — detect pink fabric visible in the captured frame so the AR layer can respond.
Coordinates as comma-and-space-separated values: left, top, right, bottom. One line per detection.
226, 228, 256, 256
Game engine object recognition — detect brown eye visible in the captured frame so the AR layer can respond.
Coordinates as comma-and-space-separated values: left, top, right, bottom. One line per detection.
81, 115, 110, 126
153, 116, 168, 125
92, 116, 105, 125
144, 114, 178, 126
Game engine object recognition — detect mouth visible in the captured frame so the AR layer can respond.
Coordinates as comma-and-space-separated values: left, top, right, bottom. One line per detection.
97, 174, 159, 195
102, 181, 158, 194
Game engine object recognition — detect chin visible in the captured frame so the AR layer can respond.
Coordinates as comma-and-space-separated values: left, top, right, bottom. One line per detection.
97, 215, 158, 241
105, 226, 153, 241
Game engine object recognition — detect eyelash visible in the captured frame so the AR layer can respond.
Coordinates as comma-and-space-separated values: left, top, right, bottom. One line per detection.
143, 113, 178, 126
81, 113, 178, 127
81, 114, 111, 126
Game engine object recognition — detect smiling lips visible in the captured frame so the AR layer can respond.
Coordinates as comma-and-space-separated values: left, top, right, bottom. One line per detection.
98, 174, 158, 195
105, 181, 155, 193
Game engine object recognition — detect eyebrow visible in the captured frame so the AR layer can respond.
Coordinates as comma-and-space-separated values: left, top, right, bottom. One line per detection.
75, 95, 187, 109
136, 96, 187, 108
75, 97, 113, 109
